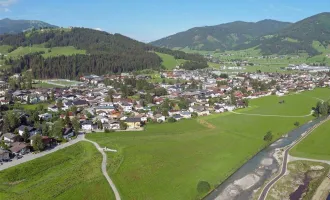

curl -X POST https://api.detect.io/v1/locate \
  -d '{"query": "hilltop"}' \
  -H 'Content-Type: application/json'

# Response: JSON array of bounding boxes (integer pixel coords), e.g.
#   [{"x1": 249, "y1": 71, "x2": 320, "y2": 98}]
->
[
  {"x1": 0, "y1": 18, "x2": 57, "y2": 34},
  {"x1": 0, "y1": 27, "x2": 206, "y2": 79},
  {"x1": 151, "y1": 12, "x2": 330, "y2": 56}
]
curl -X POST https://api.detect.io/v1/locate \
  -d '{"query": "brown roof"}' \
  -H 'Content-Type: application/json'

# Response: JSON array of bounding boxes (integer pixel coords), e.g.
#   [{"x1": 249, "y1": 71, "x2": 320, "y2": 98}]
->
[{"x1": 10, "y1": 142, "x2": 29, "y2": 153}]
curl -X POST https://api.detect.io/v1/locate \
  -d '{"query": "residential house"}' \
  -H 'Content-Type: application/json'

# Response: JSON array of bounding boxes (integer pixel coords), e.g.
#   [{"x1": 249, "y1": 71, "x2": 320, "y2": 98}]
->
[
  {"x1": 180, "y1": 111, "x2": 192, "y2": 119},
  {"x1": 125, "y1": 117, "x2": 141, "y2": 129},
  {"x1": 39, "y1": 113, "x2": 52, "y2": 121},
  {"x1": 120, "y1": 102, "x2": 133, "y2": 112},
  {"x1": 63, "y1": 128, "x2": 75, "y2": 140},
  {"x1": 0, "y1": 149, "x2": 10, "y2": 160},
  {"x1": 18, "y1": 125, "x2": 37, "y2": 137},
  {"x1": 3, "y1": 133, "x2": 20, "y2": 143},
  {"x1": 82, "y1": 120, "x2": 93, "y2": 131},
  {"x1": 108, "y1": 119, "x2": 120, "y2": 130},
  {"x1": 154, "y1": 114, "x2": 166, "y2": 122},
  {"x1": 10, "y1": 142, "x2": 30, "y2": 155}
]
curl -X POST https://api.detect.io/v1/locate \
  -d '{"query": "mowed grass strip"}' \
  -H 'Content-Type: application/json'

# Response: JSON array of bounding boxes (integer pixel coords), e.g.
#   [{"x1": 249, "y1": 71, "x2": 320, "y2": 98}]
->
[
  {"x1": 86, "y1": 89, "x2": 330, "y2": 200},
  {"x1": 291, "y1": 119, "x2": 330, "y2": 160},
  {"x1": 0, "y1": 142, "x2": 115, "y2": 200}
]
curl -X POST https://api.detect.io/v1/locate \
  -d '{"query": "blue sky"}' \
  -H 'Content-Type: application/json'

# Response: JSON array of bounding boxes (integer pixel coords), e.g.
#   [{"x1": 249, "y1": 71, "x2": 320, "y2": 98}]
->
[{"x1": 0, "y1": 0, "x2": 329, "y2": 42}]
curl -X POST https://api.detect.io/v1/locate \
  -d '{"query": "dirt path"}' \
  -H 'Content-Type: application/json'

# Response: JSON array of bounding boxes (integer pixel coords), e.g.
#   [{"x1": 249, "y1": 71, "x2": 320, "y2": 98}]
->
[
  {"x1": 84, "y1": 138, "x2": 121, "y2": 200},
  {"x1": 312, "y1": 177, "x2": 330, "y2": 200},
  {"x1": 229, "y1": 110, "x2": 313, "y2": 118},
  {"x1": 197, "y1": 119, "x2": 216, "y2": 129}
]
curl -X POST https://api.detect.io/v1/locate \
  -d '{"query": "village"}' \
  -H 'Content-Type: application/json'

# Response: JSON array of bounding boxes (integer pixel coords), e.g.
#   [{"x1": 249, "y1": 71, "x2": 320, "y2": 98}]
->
[{"x1": 0, "y1": 68, "x2": 329, "y2": 163}]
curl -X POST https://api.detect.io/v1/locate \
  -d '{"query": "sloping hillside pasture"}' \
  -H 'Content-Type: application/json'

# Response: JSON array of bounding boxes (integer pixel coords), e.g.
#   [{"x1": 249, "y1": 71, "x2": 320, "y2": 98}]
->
[
  {"x1": 6, "y1": 44, "x2": 85, "y2": 58},
  {"x1": 155, "y1": 52, "x2": 186, "y2": 70},
  {"x1": 87, "y1": 88, "x2": 330, "y2": 200},
  {"x1": 0, "y1": 142, "x2": 115, "y2": 200}
]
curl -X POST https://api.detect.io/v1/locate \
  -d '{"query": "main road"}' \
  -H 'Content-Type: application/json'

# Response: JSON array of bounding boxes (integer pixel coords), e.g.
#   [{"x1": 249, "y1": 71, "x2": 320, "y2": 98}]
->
[{"x1": 258, "y1": 117, "x2": 329, "y2": 200}]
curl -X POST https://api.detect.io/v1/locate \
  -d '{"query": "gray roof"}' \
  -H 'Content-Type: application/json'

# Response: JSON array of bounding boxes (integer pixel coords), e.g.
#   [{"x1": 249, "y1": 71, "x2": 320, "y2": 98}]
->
[{"x1": 3, "y1": 133, "x2": 17, "y2": 139}]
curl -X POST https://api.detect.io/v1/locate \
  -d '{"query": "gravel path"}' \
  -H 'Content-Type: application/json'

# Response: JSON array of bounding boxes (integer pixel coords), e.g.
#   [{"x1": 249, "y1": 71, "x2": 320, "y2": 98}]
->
[
  {"x1": 83, "y1": 138, "x2": 121, "y2": 200},
  {"x1": 0, "y1": 134, "x2": 84, "y2": 171},
  {"x1": 289, "y1": 155, "x2": 330, "y2": 165}
]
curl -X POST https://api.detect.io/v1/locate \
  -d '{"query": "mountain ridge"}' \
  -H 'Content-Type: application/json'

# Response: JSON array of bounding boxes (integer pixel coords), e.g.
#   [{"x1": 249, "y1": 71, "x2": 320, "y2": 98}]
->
[
  {"x1": 0, "y1": 18, "x2": 58, "y2": 34},
  {"x1": 151, "y1": 12, "x2": 330, "y2": 56}
]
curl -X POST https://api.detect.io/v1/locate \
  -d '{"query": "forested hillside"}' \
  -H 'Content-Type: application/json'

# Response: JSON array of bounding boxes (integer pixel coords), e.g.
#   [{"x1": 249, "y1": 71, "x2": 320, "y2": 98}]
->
[
  {"x1": 151, "y1": 20, "x2": 291, "y2": 51},
  {"x1": 0, "y1": 28, "x2": 207, "y2": 78},
  {"x1": 235, "y1": 12, "x2": 330, "y2": 56},
  {"x1": 151, "y1": 12, "x2": 330, "y2": 56}
]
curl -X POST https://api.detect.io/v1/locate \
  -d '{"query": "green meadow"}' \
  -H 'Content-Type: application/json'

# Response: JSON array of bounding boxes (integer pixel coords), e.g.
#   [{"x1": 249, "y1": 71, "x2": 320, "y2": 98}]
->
[
  {"x1": 291, "y1": 119, "x2": 330, "y2": 160},
  {"x1": 155, "y1": 52, "x2": 186, "y2": 70},
  {"x1": 0, "y1": 142, "x2": 114, "y2": 200},
  {"x1": 86, "y1": 88, "x2": 330, "y2": 200},
  {"x1": 0, "y1": 44, "x2": 85, "y2": 59}
]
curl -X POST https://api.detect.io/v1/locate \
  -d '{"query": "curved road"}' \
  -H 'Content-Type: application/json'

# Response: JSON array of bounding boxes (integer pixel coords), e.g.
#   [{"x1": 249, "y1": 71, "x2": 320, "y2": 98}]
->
[
  {"x1": 84, "y1": 138, "x2": 121, "y2": 200},
  {"x1": 258, "y1": 117, "x2": 329, "y2": 200}
]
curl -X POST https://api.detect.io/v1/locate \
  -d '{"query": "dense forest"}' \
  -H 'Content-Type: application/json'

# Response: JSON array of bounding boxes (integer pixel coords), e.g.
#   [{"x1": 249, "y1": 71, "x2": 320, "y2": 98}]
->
[
  {"x1": 7, "y1": 53, "x2": 162, "y2": 79},
  {"x1": 0, "y1": 28, "x2": 207, "y2": 77}
]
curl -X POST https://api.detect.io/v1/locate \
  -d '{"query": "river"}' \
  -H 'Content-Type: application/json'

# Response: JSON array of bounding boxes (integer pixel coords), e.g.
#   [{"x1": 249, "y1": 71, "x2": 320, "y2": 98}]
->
[{"x1": 204, "y1": 117, "x2": 324, "y2": 200}]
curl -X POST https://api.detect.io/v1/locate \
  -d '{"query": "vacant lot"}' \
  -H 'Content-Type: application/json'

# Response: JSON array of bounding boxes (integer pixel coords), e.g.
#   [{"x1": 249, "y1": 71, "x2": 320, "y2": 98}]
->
[
  {"x1": 87, "y1": 89, "x2": 329, "y2": 200},
  {"x1": 0, "y1": 142, "x2": 114, "y2": 200},
  {"x1": 291, "y1": 119, "x2": 330, "y2": 160}
]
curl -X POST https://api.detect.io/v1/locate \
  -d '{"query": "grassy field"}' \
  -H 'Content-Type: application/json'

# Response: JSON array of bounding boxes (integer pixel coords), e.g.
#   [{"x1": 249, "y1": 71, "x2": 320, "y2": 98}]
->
[
  {"x1": 4, "y1": 44, "x2": 85, "y2": 58},
  {"x1": 86, "y1": 88, "x2": 330, "y2": 200},
  {"x1": 0, "y1": 142, "x2": 115, "y2": 200},
  {"x1": 33, "y1": 82, "x2": 64, "y2": 88},
  {"x1": 155, "y1": 52, "x2": 186, "y2": 70},
  {"x1": 21, "y1": 103, "x2": 49, "y2": 110},
  {"x1": 291, "y1": 119, "x2": 330, "y2": 160}
]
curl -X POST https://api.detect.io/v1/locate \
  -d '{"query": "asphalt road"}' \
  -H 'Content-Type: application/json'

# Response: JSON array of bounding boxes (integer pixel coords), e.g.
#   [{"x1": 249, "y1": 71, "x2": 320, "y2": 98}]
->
[
  {"x1": 258, "y1": 117, "x2": 329, "y2": 200},
  {"x1": 0, "y1": 134, "x2": 84, "y2": 171}
]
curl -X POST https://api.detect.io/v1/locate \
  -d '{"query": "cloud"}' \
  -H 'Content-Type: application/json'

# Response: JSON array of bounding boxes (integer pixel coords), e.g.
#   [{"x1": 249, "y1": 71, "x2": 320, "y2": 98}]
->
[
  {"x1": 0, "y1": 0, "x2": 17, "y2": 7},
  {"x1": 4, "y1": 7, "x2": 10, "y2": 12},
  {"x1": 94, "y1": 28, "x2": 102, "y2": 31}
]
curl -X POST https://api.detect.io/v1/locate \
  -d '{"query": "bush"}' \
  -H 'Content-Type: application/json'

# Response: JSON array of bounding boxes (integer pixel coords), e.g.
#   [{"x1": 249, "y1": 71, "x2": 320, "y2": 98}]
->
[
  {"x1": 294, "y1": 121, "x2": 300, "y2": 127},
  {"x1": 263, "y1": 131, "x2": 273, "y2": 142},
  {"x1": 168, "y1": 117, "x2": 176, "y2": 123},
  {"x1": 197, "y1": 181, "x2": 211, "y2": 194}
]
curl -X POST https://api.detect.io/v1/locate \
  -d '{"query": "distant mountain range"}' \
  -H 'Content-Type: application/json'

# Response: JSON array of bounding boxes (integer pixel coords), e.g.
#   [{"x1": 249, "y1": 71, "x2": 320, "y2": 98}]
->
[
  {"x1": 0, "y1": 18, "x2": 57, "y2": 34},
  {"x1": 151, "y1": 12, "x2": 330, "y2": 56}
]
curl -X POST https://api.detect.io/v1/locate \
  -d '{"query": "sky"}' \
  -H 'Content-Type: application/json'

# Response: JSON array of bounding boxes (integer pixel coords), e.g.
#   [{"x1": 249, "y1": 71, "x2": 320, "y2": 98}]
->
[{"x1": 0, "y1": 0, "x2": 330, "y2": 42}]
